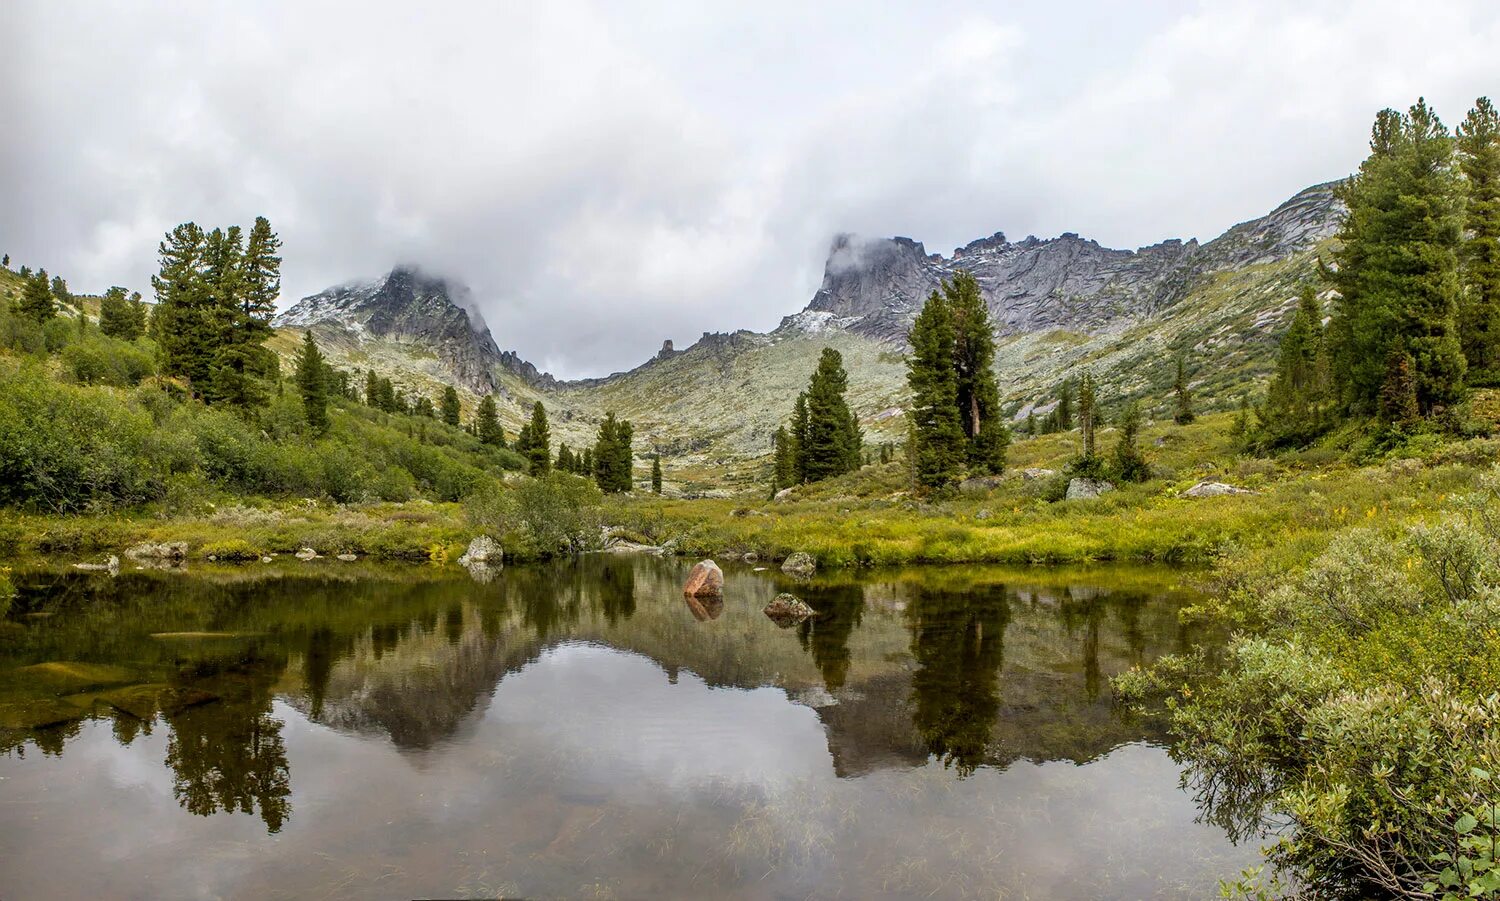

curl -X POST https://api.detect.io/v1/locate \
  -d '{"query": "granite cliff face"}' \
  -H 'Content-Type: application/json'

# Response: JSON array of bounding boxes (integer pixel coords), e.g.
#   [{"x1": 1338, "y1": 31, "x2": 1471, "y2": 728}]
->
[
  {"x1": 784, "y1": 182, "x2": 1341, "y2": 343},
  {"x1": 274, "y1": 266, "x2": 551, "y2": 394}
]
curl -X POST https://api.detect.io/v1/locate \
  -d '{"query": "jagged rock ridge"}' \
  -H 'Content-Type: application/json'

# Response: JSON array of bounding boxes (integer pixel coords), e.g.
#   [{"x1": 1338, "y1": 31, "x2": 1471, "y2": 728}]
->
[
  {"x1": 275, "y1": 266, "x2": 551, "y2": 393},
  {"x1": 782, "y1": 182, "x2": 1342, "y2": 344}
]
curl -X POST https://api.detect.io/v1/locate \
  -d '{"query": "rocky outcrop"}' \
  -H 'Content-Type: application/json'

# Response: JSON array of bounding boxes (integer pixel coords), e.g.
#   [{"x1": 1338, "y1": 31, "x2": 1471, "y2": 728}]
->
[
  {"x1": 763, "y1": 593, "x2": 815, "y2": 627},
  {"x1": 1065, "y1": 478, "x2": 1115, "y2": 501},
  {"x1": 72, "y1": 555, "x2": 120, "y2": 575},
  {"x1": 780, "y1": 552, "x2": 817, "y2": 577},
  {"x1": 294, "y1": 547, "x2": 319, "y2": 561},
  {"x1": 457, "y1": 535, "x2": 502, "y2": 566},
  {"x1": 779, "y1": 183, "x2": 1341, "y2": 346},
  {"x1": 276, "y1": 265, "x2": 553, "y2": 393},
  {"x1": 682, "y1": 560, "x2": 724, "y2": 597},
  {"x1": 1022, "y1": 468, "x2": 1057, "y2": 481},
  {"x1": 958, "y1": 475, "x2": 1005, "y2": 493},
  {"x1": 1181, "y1": 480, "x2": 1256, "y2": 497}
]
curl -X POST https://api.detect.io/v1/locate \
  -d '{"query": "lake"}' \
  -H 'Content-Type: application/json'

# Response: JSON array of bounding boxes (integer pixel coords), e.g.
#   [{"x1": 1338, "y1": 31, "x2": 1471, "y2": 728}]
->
[{"x1": 0, "y1": 556, "x2": 1257, "y2": 899}]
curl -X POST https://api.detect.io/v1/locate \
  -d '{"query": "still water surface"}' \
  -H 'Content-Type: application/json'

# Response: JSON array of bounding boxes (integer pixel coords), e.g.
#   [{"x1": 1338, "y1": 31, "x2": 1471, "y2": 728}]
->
[{"x1": 0, "y1": 557, "x2": 1255, "y2": 899}]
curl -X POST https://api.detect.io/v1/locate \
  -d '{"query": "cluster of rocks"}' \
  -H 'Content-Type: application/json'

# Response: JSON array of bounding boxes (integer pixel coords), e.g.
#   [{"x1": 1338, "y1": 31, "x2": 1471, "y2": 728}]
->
[{"x1": 680, "y1": 553, "x2": 820, "y2": 627}]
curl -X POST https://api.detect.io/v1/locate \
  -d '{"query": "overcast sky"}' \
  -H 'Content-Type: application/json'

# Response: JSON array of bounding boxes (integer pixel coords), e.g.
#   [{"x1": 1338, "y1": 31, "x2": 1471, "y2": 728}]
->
[{"x1": 4, "y1": 1, "x2": 1498, "y2": 378}]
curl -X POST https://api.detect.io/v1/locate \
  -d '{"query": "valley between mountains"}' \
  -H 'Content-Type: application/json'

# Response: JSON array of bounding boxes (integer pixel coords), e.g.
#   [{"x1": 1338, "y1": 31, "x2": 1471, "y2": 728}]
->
[{"x1": 273, "y1": 182, "x2": 1340, "y2": 492}]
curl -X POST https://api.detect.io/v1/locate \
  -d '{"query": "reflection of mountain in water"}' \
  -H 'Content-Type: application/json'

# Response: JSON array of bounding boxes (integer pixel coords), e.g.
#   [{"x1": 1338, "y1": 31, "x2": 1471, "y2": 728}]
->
[{"x1": 1, "y1": 558, "x2": 1209, "y2": 835}]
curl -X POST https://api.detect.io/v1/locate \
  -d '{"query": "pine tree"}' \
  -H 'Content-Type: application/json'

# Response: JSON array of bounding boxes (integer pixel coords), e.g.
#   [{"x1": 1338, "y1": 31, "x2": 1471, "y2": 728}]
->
[
  {"x1": 16, "y1": 268, "x2": 55, "y2": 323},
  {"x1": 906, "y1": 289, "x2": 965, "y2": 489},
  {"x1": 99, "y1": 286, "x2": 144, "y2": 340},
  {"x1": 523, "y1": 401, "x2": 551, "y2": 473},
  {"x1": 1325, "y1": 99, "x2": 1467, "y2": 415},
  {"x1": 1379, "y1": 349, "x2": 1420, "y2": 427},
  {"x1": 771, "y1": 426, "x2": 795, "y2": 495},
  {"x1": 377, "y1": 377, "x2": 397, "y2": 413},
  {"x1": 1458, "y1": 97, "x2": 1500, "y2": 382},
  {"x1": 1025, "y1": 411, "x2": 1036, "y2": 437},
  {"x1": 1, "y1": 255, "x2": 8, "y2": 268},
  {"x1": 1074, "y1": 372, "x2": 1101, "y2": 477},
  {"x1": 579, "y1": 447, "x2": 592, "y2": 477},
  {"x1": 49, "y1": 275, "x2": 70, "y2": 306},
  {"x1": 1256, "y1": 286, "x2": 1332, "y2": 449},
  {"x1": 556, "y1": 444, "x2": 574, "y2": 472},
  {"x1": 238, "y1": 217, "x2": 281, "y2": 358},
  {"x1": 413, "y1": 395, "x2": 435, "y2": 418},
  {"x1": 651, "y1": 453, "x2": 662, "y2": 494},
  {"x1": 592, "y1": 412, "x2": 633, "y2": 492},
  {"x1": 1056, "y1": 379, "x2": 1074, "y2": 430},
  {"x1": 151, "y1": 222, "x2": 217, "y2": 391},
  {"x1": 945, "y1": 272, "x2": 1008, "y2": 473},
  {"x1": 1172, "y1": 358, "x2": 1196, "y2": 424},
  {"x1": 475, "y1": 394, "x2": 503, "y2": 445},
  {"x1": 1110, "y1": 402, "x2": 1150, "y2": 483},
  {"x1": 295, "y1": 332, "x2": 329, "y2": 436},
  {"x1": 801, "y1": 348, "x2": 862, "y2": 482},
  {"x1": 789, "y1": 392, "x2": 810, "y2": 484},
  {"x1": 1231, "y1": 396, "x2": 1252, "y2": 445},
  {"x1": 440, "y1": 386, "x2": 461, "y2": 426}
]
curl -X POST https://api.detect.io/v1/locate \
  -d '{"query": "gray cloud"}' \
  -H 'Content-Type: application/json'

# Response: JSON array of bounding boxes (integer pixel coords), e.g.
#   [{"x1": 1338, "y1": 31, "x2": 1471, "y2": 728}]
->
[{"x1": 3, "y1": 1, "x2": 1498, "y2": 377}]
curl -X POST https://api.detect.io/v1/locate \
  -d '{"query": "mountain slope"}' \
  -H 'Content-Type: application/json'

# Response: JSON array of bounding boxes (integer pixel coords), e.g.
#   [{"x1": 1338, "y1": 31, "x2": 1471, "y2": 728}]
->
[
  {"x1": 277, "y1": 181, "x2": 1344, "y2": 490},
  {"x1": 275, "y1": 266, "x2": 550, "y2": 395}
]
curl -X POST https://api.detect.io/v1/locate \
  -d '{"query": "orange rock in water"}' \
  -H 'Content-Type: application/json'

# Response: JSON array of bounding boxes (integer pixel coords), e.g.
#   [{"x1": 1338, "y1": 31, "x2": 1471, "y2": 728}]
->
[{"x1": 682, "y1": 560, "x2": 724, "y2": 597}]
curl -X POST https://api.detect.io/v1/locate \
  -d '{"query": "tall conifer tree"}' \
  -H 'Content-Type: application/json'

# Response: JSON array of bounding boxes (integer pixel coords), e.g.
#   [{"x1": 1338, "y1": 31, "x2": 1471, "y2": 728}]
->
[
  {"x1": 945, "y1": 272, "x2": 1008, "y2": 473},
  {"x1": 1458, "y1": 97, "x2": 1500, "y2": 381},
  {"x1": 1325, "y1": 99, "x2": 1467, "y2": 414},
  {"x1": 475, "y1": 394, "x2": 503, "y2": 445},
  {"x1": 295, "y1": 332, "x2": 329, "y2": 436},
  {"x1": 440, "y1": 386, "x2": 462, "y2": 426},
  {"x1": 906, "y1": 288, "x2": 965, "y2": 489},
  {"x1": 523, "y1": 401, "x2": 551, "y2": 473},
  {"x1": 1172, "y1": 358, "x2": 1196, "y2": 424},
  {"x1": 16, "y1": 269, "x2": 54, "y2": 323}
]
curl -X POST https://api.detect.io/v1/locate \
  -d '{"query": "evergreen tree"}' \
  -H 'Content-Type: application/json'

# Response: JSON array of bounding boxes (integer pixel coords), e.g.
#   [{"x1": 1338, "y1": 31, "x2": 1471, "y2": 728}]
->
[
  {"x1": 99, "y1": 286, "x2": 144, "y2": 340},
  {"x1": 801, "y1": 348, "x2": 862, "y2": 482},
  {"x1": 1074, "y1": 371, "x2": 1101, "y2": 477},
  {"x1": 906, "y1": 289, "x2": 965, "y2": 489},
  {"x1": 440, "y1": 385, "x2": 461, "y2": 426},
  {"x1": 1172, "y1": 358, "x2": 1196, "y2": 424},
  {"x1": 556, "y1": 444, "x2": 574, "y2": 472},
  {"x1": 1379, "y1": 349, "x2": 1420, "y2": 427},
  {"x1": 523, "y1": 401, "x2": 551, "y2": 473},
  {"x1": 592, "y1": 412, "x2": 633, "y2": 492},
  {"x1": 49, "y1": 275, "x2": 70, "y2": 306},
  {"x1": 1231, "y1": 396, "x2": 1252, "y2": 445},
  {"x1": 1110, "y1": 402, "x2": 1150, "y2": 483},
  {"x1": 651, "y1": 453, "x2": 662, "y2": 494},
  {"x1": 1325, "y1": 99, "x2": 1467, "y2": 415},
  {"x1": 17, "y1": 265, "x2": 29, "y2": 277},
  {"x1": 579, "y1": 447, "x2": 593, "y2": 477},
  {"x1": 789, "y1": 392, "x2": 810, "y2": 484},
  {"x1": 1056, "y1": 379, "x2": 1074, "y2": 430},
  {"x1": 475, "y1": 394, "x2": 503, "y2": 445},
  {"x1": 1458, "y1": 97, "x2": 1500, "y2": 381},
  {"x1": 946, "y1": 272, "x2": 1008, "y2": 473},
  {"x1": 1256, "y1": 286, "x2": 1333, "y2": 449},
  {"x1": 377, "y1": 377, "x2": 397, "y2": 413},
  {"x1": 151, "y1": 222, "x2": 217, "y2": 391},
  {"x1": 16, "y1": 268, "x2": 55, "y2": 323},
  {"x1": 770, "y1": 426, "x2": 795, "y2": 496},
  {"x1": 1, "y1": 254, "x2": 8, "y2": 268},
  {"x1": 413, "y1": 395, "x2": 435, "y2": 418},
  {"x1": 238, "y1": 217, "x2": 281, "y2": 357},
  {"x1": 295, "y1": 332, "x2": 329, "y2": 436}
]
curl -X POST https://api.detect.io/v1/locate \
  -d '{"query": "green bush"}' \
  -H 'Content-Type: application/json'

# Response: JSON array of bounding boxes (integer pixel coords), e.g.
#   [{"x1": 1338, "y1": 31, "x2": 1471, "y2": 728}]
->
[
  {"x1": 62, "y1": 334, "x2": 155, "y2": 386},
  {"x1": 466, "y1": 472, "x2": 603, "y2": 558},
  {"x1": 1145, "y1": 474, "x2": 1500, "y2": 899}
]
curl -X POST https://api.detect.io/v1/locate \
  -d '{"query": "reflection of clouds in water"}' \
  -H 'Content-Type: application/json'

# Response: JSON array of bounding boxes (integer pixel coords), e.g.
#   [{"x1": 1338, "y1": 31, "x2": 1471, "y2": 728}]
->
[{"x1": 481, "y1": 643, "x2": 832, "y2": 793}]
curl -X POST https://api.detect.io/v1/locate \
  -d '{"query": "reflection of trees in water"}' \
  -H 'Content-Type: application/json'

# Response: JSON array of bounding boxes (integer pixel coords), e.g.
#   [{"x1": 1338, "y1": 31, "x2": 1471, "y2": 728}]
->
[
  {"x1": 795, "y1": 582, "x2": 865, "y2": 691},
  {"x1": 163, "y1": 652, "x2": 292, "y2": 833},
  {"x1": 905, "y1": 584, "x2": 1009, "y2": 777},
  {"x1": 597, "y1": 558, "x2": 636, "y2": 625}
]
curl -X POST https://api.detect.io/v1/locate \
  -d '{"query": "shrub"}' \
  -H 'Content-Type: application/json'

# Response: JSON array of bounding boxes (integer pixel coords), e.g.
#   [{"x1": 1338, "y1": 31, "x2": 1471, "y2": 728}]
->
[
  {"x1": 1154, "y1": 474, "x2": 1500, "y2": 898},
  {"x1": 466, "y1": 472, "x2": 603, "y2": 558}
]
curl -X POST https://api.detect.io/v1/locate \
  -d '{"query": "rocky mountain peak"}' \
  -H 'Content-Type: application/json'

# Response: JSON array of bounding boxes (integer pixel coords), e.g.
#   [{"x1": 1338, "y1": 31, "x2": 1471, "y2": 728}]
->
[
  {"x1": 275, "y1": 266, "x2": 552, "y2": 394},
  {"x1": 781, "y1": 181, "x2": 1342, "y2": 344}
]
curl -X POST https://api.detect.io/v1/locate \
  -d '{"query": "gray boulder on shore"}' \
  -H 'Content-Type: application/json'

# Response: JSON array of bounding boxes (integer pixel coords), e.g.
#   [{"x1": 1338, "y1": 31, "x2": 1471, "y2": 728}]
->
[
  {"x1": 781, "y1": 551, "x2": 817, "y2": 577},
  {"x1": 1181, "y1": 480, "x2": 1256, "y2": 498},
  {"x1": 1065, "y1": 478, "x2": 1115, "y2": 501},
  {"x1": 458, "y1": 535, "x2": 502, "y2": 566},
  {"x1": 125, "y1": 542, "x2": 187, "y2": 561}
]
